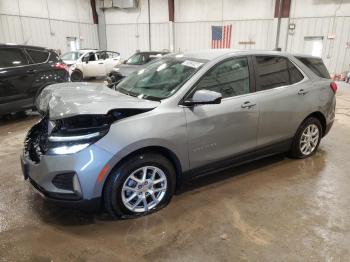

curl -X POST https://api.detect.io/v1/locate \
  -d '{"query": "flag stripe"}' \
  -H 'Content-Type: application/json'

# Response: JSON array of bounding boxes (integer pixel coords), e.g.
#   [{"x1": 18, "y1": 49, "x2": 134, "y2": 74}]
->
[{"x1": 228, "y1": 25, "x2": 232, "y2": 48}]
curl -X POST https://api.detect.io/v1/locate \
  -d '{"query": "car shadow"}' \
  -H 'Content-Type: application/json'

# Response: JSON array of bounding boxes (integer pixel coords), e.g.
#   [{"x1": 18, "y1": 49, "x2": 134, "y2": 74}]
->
[
  {"x1": 31, "y1": 153, "x2": 288, "y2": 226},
  {"x1": 176, "y1": 153, "x2": 287, "y2": 195}
]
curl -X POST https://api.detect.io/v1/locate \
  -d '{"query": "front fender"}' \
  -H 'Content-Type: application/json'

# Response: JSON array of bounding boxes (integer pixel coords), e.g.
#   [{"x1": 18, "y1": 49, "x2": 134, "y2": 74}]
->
[{"x1": 93, "y1": 139, "x2": 187, "y2": 198}]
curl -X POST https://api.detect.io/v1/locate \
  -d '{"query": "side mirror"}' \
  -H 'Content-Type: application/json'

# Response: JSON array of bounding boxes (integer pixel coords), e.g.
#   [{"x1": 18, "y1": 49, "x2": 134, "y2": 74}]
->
[
  {"x1": 122, "y1": 60, "x2": 127, "y2": 64},
  {"x1": 183, "y1": 90, "x2": 222, "y2": 106}
]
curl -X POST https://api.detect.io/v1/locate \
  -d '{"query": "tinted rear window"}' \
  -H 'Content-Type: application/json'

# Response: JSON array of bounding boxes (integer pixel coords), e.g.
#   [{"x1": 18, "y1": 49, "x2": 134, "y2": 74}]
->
[
  {"x1": 0, "y1": 48, "x2": 29, "y2": 68},
  {"x1": 254, "y1": 56, "x2": 304, "y2": 91},
  {"x1": 26, "y1": 49, "x2": 49, "y2": 63},
  {"x1": 48, "y1": 52, "x2": 60, "y2": 63},
  {"x1": 296, "y1": 57, "x2": 330, "y2": 79}
]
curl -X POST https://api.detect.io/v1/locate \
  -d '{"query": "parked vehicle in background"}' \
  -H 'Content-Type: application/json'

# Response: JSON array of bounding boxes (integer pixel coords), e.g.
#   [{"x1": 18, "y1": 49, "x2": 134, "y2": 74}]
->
[
  {"x1": 0, "y1": 44, "x2": 69, "y2": 116},
  {"x1": 64, "y1": 50, "x2": 121, "y2": 81},
  {"x1": 108, "y1": 51, "x2": 169, "y2": 84},
  {"x1": 21, "y1": 50, "x2": 336, "y2": 218},
  {"x1": 60, "y1": 50, "x2": 88, "y2": 66}
]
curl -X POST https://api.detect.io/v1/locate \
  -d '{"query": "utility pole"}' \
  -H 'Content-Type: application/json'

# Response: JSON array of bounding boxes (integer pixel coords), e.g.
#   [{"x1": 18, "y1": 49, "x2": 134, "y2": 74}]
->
[
  {"x1": 148, "y1": 0, "x2": 151, "y2": 51},
  {"x1": 275, "y1": 0, "x2": 284, "y2": 50}
]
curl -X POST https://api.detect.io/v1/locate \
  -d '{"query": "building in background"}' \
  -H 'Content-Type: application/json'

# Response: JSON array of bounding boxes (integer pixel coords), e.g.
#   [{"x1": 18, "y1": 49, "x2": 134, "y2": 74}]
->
[
  {"x1": 1, "y1": 0, "x2": 350, "y2": 76},
  {"x1": 103, "y1": 0, "x2": 350, "y2": 76},
  {"x1": 0, "y1": 0, "x2": 99, "y2": 53}
]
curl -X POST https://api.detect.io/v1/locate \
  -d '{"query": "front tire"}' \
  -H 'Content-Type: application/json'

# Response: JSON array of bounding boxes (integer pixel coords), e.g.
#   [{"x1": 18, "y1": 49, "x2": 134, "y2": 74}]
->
[
  {"x1": 70, "y1": 70, "x2": 83, "y2": 82},
  {"x1": 103, "y1": 153, "x2": 176, "y2": 219},
  {"x1": 289, "y1": 117, "x2": 322, "y2": 159}
]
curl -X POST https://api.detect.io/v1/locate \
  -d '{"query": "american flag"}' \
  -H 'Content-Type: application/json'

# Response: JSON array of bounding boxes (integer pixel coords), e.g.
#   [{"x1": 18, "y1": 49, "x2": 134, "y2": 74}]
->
[{"x1": 211, "y1": 25, "x2": 232, "y2": 49}]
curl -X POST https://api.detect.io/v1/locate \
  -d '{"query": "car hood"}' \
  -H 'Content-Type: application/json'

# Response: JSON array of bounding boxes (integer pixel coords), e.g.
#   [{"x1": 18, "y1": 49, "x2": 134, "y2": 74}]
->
[
  {"x1": 114, "y1": 64, "x2": 145, "y2": 76},
  {"x1": 36, "y1": 82, "x2": 160, "y2": 120}
]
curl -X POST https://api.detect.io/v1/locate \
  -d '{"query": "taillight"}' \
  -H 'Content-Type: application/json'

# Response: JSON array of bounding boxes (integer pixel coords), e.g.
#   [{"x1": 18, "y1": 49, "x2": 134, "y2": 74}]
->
[
  {"x1": 330, "y1": 82, "x2": 337, "y2": 94},
  {"x1": 53, "y1": 63, "x2": 69, "y2": 72}
]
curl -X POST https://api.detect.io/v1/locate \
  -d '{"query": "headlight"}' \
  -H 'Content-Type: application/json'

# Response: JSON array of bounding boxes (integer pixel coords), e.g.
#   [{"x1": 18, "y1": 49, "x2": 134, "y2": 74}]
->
[
  {"x1": 46, "y1": 114, "x2": 113, "y2": 155},
  {"x1": 113, "y1": 67, "x2": 120, "y2": 72},
  {"x1": 48, "y1": 132, "x2": 101, "y2": 142},
  {"x1": 49, "y1": 143, "x2": 90, "y2": 155},
  {"x1": 44, "y1": 109, "x2": 153, "y2": 155}
]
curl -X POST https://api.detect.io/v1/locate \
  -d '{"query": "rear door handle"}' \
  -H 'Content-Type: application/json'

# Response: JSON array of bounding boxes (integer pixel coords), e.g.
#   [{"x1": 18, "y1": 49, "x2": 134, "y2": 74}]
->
[
  {"x1": 241, "y1": 101, "x2": 256, "y2": 108},
  {"x1": 298, "y1": 89, "x2": 309, "y2": 95}
]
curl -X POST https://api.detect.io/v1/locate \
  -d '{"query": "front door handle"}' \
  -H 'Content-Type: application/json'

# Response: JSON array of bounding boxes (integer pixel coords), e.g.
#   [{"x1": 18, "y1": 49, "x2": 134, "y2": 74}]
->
[
  {"x1": 298, "y1": 89, "x2": 309, "y2": 95},
  {"x1": 98, "y1": 62, "x2": 104, "y2": 64},
  {"x1": 241, "y1": 101, "x2": 256, "y2": 108}
]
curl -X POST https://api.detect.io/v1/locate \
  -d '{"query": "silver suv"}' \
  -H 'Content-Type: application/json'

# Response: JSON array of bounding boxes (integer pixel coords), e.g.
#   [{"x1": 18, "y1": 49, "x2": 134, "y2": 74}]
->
[{"x1": 21, "y1": 50, "x2": 336, "y2": 218}]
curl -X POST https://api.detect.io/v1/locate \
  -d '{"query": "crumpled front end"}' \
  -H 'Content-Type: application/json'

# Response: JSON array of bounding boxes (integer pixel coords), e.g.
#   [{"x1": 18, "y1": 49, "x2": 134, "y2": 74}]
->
[{"x1": 21, "y1": 117, "x2": 114, "y2": 203}]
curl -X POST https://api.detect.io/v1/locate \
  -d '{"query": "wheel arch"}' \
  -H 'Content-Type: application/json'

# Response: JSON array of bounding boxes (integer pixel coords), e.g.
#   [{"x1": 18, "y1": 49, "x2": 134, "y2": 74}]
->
[
  {"x1": 102, "y1": 146, "x2": 183, "y2": 195},
  {"x1": 71, "y1": 68, "x2": 84, "y2": 81},
  {"x1": 303, "y1": 111, "x2": 327, "y2": 137}
]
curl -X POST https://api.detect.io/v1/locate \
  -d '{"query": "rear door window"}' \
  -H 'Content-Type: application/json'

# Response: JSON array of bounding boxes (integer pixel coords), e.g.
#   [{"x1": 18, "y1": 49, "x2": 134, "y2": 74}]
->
[
  {"x1": 26, "y1": 49, "x2": 49, "y2": 63},
  {"x1": 288, "y1": 60, "x2": 304, "y2": 84},
  {"x1": 0, "y1": 48, "x2": 29, "y2": 68},
  {"x1": 296, "y1": 57, "x2": 330, "y2": 79},
  {"x1": 96, "y1": 51, "x2": 106, "y2": 60},
  {"x1": 254, "y1": 56, "x2": 304, "y2": 91},
  {"x1": 106, "y1": 51, "x2": 120, "y2": 58}
]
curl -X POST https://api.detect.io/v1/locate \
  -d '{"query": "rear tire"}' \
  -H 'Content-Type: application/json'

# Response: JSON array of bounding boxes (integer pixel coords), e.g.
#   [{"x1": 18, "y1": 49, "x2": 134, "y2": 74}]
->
[
  {"x1": 103, "y1": 153, "x2": 176, "y2": 219},
  {"x1": 289, "y1": 117, "x2": 322, "y2": 159},
  {"x1": 71, "y1": 70, "x2": 83, "y2": 82}
]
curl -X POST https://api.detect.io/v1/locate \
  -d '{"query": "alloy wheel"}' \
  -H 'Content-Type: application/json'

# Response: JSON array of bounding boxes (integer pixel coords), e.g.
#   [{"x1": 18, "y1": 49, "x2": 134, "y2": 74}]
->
[
  {"x1": 121, "y1": 166, "x2": 168, "y2": 213},
  {"x1": 299, "y1": 123, "x2": 320, "y2": 156}
]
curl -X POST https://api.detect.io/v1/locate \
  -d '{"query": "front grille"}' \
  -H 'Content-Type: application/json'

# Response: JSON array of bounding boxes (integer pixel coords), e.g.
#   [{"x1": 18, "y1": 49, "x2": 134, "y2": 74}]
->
[
  {"x1": 52, "y1": 173, "x2": 75, "y2": 191},
  {"x1": 24, "y1": 117, "x2": 49, "y2": 163}
]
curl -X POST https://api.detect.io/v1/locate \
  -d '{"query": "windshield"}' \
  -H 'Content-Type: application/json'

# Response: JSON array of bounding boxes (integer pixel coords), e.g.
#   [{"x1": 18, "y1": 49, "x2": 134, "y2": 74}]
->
[
  {"x1": 117, "y1": 56, "x2": 207, "y2": 101},
  {"x1": 61, "y1": 51, "x2": 84, "y2": 61},
  {"x1": 126, "y1": 53, "x2": 145, "y2": 65}
]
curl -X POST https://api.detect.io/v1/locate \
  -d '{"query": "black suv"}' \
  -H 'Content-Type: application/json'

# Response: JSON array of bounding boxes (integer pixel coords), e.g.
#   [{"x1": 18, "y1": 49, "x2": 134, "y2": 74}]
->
[{"x1": 0, "y1": 44, "x2": 69, "y2": 116}]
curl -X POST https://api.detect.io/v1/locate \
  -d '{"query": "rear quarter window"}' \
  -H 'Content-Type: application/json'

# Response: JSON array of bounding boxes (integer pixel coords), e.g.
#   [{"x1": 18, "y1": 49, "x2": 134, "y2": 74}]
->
[
  {"x1": 296, "y1": 56, "x2": 330, "y2": 79},
  {"x1": 26, "y1": 49, "x2": 50, "y2": 63},
  {"x1": 48, "y1": 51, "x2": 61, "y2": 63}
]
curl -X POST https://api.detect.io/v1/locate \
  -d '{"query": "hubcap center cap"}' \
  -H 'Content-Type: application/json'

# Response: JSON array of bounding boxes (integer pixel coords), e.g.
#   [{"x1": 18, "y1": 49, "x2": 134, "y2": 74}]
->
[{"x1": 139, "y1": 180, "x2": 152, "y2": 192}]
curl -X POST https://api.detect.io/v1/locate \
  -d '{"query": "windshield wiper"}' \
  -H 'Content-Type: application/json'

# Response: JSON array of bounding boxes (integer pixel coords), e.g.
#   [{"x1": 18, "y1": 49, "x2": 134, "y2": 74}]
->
[{"x1": 118, "y1": 88, "x2": 139, "y2": 97}]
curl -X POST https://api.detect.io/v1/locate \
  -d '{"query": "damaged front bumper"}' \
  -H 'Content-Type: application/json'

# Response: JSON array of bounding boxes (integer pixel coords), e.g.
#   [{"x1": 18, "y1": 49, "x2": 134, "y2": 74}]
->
[{"x1": 20, "y1": 118, "x2": 114, "y2": 209}]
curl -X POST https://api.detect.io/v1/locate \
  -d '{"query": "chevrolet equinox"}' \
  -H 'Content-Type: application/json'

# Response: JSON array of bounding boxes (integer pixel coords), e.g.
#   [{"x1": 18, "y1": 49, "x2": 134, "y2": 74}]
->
[{"x1": 21, "y1": 50, "x2": 336, "y2": 218}]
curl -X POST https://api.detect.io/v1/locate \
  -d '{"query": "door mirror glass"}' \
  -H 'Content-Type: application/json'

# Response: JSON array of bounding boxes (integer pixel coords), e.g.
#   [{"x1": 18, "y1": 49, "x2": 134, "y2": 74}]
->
[{"x1": 184, "y1": 90, "x2": 222, "y2": 106}]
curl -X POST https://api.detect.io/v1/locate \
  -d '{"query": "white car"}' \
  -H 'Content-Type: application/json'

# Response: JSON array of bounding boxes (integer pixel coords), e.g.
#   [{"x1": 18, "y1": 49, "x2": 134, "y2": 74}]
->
[{"x1": 61, "y1": 50, "x2": 121, "y2": 81}]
